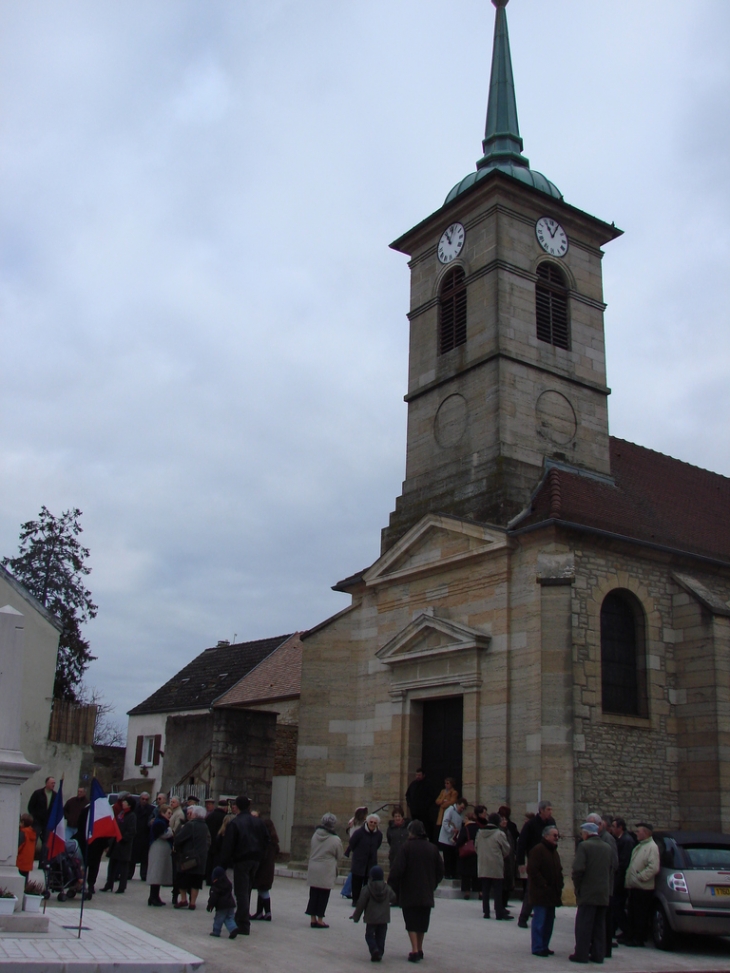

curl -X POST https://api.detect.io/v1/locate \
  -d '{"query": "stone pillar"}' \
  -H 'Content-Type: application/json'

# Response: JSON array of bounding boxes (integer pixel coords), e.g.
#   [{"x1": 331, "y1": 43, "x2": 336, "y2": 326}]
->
[
  {"x1": 461, "y1": 681, "x2": 481, "y2": 804},
  {"x1": 0, "y1": 606, "x2": 40, "y2": 909}
]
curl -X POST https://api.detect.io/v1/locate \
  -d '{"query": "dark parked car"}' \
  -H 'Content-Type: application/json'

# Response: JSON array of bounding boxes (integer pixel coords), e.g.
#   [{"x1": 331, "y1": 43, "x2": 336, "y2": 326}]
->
[{"x1": 652, "y1": 831, "x2": 730, "y2": 950}]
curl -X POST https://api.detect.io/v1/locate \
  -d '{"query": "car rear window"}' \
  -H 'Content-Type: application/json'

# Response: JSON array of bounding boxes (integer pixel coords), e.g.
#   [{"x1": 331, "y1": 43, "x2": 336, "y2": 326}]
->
[{"x1": 682, "y1": 845, "x2": 730, "y2": 869}]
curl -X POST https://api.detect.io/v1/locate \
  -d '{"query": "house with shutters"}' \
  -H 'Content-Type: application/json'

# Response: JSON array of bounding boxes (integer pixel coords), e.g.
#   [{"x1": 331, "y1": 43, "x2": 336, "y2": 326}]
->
[{"x1": 124, "y1": 633, "x2": 301, "y2": 809}]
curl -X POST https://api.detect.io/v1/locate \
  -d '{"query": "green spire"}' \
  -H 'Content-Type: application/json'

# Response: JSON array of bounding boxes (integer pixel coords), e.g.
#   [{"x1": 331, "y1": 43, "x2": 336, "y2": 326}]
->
[{"x1": 477, "y1": 0, "x2": 529, "y2": 171}]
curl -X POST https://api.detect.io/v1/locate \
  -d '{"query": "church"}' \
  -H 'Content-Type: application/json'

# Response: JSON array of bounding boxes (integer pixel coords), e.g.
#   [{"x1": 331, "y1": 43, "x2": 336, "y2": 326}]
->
[{"x1": 291, "y1": 0, "x2": 730, "y2": 867}]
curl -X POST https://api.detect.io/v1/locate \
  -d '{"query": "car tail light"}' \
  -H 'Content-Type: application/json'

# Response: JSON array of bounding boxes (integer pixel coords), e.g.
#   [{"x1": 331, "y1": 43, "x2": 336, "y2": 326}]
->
[{"x1": 667, "y1": 872, "x2": 688, "y2": 893}]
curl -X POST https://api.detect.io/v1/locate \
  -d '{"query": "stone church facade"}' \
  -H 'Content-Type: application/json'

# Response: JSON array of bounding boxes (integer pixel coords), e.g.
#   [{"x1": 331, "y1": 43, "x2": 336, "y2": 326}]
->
[{"x1": 291, "y1": 0, "x2": 730, "y2": 870}]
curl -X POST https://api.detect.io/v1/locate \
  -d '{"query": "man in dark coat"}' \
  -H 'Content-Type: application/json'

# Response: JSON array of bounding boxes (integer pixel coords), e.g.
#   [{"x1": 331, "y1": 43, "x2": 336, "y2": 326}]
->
[
  {"x1": 220, "y1": 795, "x2": 269, "y2": 935},
  {"x1": 389, "y1": 820, "x2": 444, "y2": 962},
  {"x1": 527, "y1": 825, "x2": 563, "y2": 956},
  {"x1": 205, "y1": 799, "x2": 228, "y2": 883},
  {"x1": 517, "y1": 800, "x2": 556, "y2": 927},
  {"x1": 610, "y1": 816, "x2": 635, "y2": 938},
  {"x1": 28, "y1": 776, "x2": 57, "y2": 836},
  {"x1": 130, "y1": 792, "x2": 155, "y2": 880},
  {"x1": 405, "y1": 769, "x2": 436, "y2": 842},
  {"x1": 570, "y1": 823, "x2": 614, "y2": 964},
  {"x1": 63, "y1": 786, "x2": 87, "y2": 839}
]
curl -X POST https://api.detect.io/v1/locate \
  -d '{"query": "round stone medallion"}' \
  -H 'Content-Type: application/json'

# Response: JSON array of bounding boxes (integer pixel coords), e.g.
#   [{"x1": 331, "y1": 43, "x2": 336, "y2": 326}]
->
[
  {"x1": 535, "y1": 390, "x2": 577, "y2": 445},
  {"x1": 434, "y1": 393, "x2": 468, "y2": 447}
]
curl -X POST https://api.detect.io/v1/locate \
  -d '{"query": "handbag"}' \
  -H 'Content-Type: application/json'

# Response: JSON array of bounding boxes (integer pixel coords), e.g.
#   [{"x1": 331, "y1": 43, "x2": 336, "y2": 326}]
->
[
  {"x1": 458, "y1": 838, "x2": 476, "y2": 859},
  {"x1": 179, "y1": 854, "x2": 199, "y2": 872}
]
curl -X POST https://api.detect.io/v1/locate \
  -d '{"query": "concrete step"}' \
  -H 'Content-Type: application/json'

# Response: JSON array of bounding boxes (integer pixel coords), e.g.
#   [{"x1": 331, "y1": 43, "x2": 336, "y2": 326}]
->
[{"x1": 276, "y1": 865, "x2": 481, "y2": 899}]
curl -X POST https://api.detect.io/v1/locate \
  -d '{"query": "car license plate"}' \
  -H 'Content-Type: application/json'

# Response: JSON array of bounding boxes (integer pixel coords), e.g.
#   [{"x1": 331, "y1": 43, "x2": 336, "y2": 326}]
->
[{"x1": 710, "y1": 886, "x2": 730, "y2": 896}]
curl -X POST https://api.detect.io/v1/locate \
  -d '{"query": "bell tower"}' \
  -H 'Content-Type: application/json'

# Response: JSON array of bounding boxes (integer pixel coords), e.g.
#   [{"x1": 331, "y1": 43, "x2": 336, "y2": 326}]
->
[{"x1": 382, "y1": 0, "x2": 621, "y2": 553}]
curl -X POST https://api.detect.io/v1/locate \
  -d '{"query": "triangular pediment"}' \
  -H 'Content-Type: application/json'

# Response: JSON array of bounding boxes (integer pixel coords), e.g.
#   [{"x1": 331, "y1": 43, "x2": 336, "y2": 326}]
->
[
  {"x1": 365, "y1": 514, "x2": 507, "y2": 587},
  {"x1": 376, "y1": 612, "x2": 490, "y2": 666}
]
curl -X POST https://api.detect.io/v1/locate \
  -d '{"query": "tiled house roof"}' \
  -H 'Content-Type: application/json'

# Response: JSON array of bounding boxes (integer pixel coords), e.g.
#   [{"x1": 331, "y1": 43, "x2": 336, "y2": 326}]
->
[
  {"x1": 214, "y1": 633, "x2": 302, "y2": 707},
  {"x1": 516, "y1": 438, "x2": 730, "y2": 563},
  {"x1": 127, "y1": 634, "x2": 293, "y2": 716}
]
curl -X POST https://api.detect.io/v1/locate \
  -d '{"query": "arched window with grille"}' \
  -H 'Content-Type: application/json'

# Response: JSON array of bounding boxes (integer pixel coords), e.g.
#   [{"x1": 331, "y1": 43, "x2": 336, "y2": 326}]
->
[
  {"x1": 439, "y1": 267, "x2": 467, "y2": 354},
  {"x1": 600, "y1": 589, "x2": 648, "y2": 716},
  {"x1": 536, "y1": 262, "x2": 569, "y2": 350}
]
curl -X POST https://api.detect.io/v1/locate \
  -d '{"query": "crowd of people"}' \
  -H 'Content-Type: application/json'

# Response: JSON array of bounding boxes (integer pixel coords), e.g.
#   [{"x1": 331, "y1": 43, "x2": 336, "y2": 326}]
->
[
  {"x1": 21, "y1": 770, "x2": 663, "y2": 963},
  {"x1": 21, "y1": 778, "x2": 279, "y2": 941},
  {"x1": 307, "y1": 770, "x2": 663, "y2": 963}
]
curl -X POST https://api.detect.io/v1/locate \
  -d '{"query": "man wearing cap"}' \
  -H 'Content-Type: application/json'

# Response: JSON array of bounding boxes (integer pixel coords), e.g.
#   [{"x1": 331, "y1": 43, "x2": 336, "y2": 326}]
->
[
  {"x1": 586, "y1": 813, "x2": 618, "y2": 957},
  {"x1": 617, "y1": 823, "x2": 659, "y2": 948},
  {"x1": 570, "y1": 822, "x2": 613, "y2": 964}
]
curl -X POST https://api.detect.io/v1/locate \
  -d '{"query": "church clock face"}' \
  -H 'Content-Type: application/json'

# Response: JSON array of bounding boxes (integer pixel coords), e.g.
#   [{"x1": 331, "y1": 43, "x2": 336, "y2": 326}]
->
[
  {"x1": 535, "y1": 217, "x2": 568, "y2": 257},
  {"x1": 437, "y1": 222, "x2": 465, "y2": 264}
]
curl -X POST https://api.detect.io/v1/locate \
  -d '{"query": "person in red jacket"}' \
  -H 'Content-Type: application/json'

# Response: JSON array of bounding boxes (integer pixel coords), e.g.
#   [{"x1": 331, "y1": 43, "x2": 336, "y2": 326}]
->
[{"x1": 17, "y1": 813, "x2": 37, "y2": 879}]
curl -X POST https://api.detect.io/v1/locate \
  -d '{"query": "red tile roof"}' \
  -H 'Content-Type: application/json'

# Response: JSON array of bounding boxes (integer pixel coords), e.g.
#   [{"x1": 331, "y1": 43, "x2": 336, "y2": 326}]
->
[
  {"x1": 214, "y1": 633, "x2": 302, "y2": 707},
  {"x1": 516, "y1": 438, "x2": 730, "y2": 563}
]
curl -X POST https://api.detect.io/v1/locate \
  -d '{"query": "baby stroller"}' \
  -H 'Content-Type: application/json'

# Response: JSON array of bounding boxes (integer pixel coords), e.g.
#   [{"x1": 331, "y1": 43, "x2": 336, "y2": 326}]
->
[{"x1": 40, "y1": 837, "x2": 84, "y2": 901}]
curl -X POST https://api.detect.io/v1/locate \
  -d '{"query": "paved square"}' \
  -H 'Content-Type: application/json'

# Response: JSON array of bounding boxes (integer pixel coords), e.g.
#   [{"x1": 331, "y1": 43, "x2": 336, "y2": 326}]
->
[{"x1": 8, "y1": 865, "x2": 729, "y2": 973}]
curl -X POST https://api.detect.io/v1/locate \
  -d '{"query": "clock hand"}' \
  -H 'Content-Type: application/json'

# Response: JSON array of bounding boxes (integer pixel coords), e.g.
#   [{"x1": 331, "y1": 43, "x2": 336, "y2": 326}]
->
[{"x1": 547, "y1": 223, "x2": 558, "y2": 238}]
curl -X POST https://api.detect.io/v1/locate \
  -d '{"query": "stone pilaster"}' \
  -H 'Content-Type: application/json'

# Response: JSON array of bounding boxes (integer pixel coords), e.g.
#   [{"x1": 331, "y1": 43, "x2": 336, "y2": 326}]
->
[{"x1": 0, "y1": 606, "x2": 41, "y2": 909}]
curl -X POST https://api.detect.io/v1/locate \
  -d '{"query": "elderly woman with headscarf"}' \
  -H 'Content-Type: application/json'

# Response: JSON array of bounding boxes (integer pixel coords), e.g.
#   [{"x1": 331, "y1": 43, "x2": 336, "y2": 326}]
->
[{"x1": 306, "y1": 812, "x2": 343, "y2": 928}]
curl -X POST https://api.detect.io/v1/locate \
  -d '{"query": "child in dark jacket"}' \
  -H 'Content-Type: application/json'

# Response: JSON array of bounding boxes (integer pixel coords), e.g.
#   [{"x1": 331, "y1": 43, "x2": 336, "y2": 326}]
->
[
  {"x1": 352, "y1": 865, "x2": 397, "y2": 962},
  {"x1": 207, "y1": 866, "x2": 238, "y2": 938}
]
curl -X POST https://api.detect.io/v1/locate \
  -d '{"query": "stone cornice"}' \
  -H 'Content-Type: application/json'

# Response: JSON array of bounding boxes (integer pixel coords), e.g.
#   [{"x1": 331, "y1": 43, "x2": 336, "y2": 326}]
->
[{"x1": 405, "y1": 350, "x2": 610, "y2": 403}]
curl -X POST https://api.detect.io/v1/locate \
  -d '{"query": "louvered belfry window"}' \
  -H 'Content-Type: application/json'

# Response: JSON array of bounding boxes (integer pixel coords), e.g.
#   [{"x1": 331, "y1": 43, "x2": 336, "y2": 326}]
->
[
  {"x1": 439, "y1": 267, "x2": 467, "y2": 354},
  {"x1": 536, "y1": 262, "x2": 569, "y2": 349}
]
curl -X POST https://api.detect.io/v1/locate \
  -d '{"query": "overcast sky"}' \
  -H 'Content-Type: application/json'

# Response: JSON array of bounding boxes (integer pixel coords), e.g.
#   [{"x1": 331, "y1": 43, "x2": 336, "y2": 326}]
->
[{"x1": 2, "y1": 0, "x2": 729, "y2": 731}]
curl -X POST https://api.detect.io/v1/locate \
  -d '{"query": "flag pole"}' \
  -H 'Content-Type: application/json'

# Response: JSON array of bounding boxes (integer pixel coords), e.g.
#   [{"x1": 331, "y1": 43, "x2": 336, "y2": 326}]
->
[
  {"x1": 77, "y1": 780, "x2": 91, "y2": 939},
  {"x1": 78, "y1": 860, "x2": 88, "y2": 938}
]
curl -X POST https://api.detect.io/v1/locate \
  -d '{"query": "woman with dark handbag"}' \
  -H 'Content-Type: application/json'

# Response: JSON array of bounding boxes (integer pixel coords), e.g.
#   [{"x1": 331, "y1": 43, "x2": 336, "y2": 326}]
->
[
  {"x1": 457, "y1": 806, "x2": 486, "y2": 896},
  {"x1": 172, "y1": 805, "x2": 211, "y2": 910}
]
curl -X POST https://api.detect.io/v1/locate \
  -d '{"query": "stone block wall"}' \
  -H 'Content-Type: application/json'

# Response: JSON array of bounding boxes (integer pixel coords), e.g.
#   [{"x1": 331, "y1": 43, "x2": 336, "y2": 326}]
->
[
  {"x1": 274, "y1": 723, "x2": 298, "y2": 777},
  {"x1": 211, "y1": 708, "x2": 276, "y2": 814},
  {"x1": 571, "y1": 547, "x2": 678, "y2": 830},
  {"x1": 162, "y1": 713, "x2": 213, "y2": 793}
]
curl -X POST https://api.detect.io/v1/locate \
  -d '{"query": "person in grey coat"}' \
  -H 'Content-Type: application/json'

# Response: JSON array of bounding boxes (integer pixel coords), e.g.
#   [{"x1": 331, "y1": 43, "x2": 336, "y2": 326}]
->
[
  {"x1": 587, "y1": 812, "x2": 618, "y2": 957},
  {"x1": 476, "y1": 812, "x2": 512, "y2": 919},
  {"x1": 306, "y1": 813, "x2": 344, "y2": 927},
  {"x1": 352, "y1": 865, "x2": 397, "y2": 962},
  {"x1": 570, "y1": 823, "x2": 614, "y2": 964},
  {"x1": 146, "y1": 805, "x2": 174, "y2": 906}
]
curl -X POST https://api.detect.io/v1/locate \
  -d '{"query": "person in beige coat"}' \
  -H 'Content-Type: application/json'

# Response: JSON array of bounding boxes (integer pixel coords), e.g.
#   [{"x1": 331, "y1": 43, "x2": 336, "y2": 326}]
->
[
  {"x1": 476, "y1": 813, "x2": 512, "y2": 919},
  {"x1": 306, "y1": 813, "x2": 343, "y2": 928},
  {"x1": 618, "y1": 823, "x2": 660, "y2": 947}
]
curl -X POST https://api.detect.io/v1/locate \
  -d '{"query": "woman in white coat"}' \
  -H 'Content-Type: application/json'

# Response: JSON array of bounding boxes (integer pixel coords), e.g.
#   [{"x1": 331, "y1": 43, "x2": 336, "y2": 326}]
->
[{"x1": 305, "y1": 812, "x2": 343, "y2": 928}]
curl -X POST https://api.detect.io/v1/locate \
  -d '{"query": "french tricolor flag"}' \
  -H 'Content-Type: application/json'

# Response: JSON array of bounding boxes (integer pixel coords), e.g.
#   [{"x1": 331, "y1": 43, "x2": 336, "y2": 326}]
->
[
  {"x1": 46, "y1": 780, "x2": 66, "y2": 859},
  {"x1": 87, "y1": 778, "x2": 122, "y2": 843}
]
